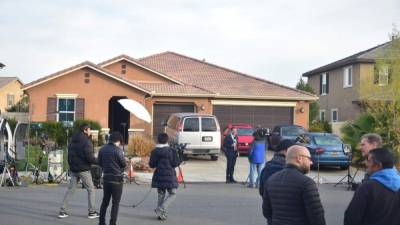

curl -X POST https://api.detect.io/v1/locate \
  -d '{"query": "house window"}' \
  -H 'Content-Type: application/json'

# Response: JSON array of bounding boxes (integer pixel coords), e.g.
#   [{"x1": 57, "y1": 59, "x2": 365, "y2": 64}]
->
[
  {"x1": 321, "y1": 73, "x2": 327, "y2": 95},
  {"x1": 6, "y1": 94, "x2": 14, "y2": 108},
  {"x1": 343, "y1": 66, "x2": 353, "y2": 88},
  {"x1": 331, "y1": 109, "x2": 338, "y2": 122},
  {"x1": 121, "y1": 64, "x2": 126, "y2": 75},
  {"x1": 378, "y1": 65, "x2": 389, "y2": 86},
  {"x1": 319, "y1": 110, "x2": 326, "y2": 121},
  {"x1": 57, "y1": 98, "x2": 75, "y2": 127}
]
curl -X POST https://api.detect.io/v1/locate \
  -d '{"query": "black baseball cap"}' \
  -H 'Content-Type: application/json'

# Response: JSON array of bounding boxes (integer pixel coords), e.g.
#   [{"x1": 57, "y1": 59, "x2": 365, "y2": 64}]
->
[{"x1": 276, "y1": 139, "x2": 295, "y2": 152}]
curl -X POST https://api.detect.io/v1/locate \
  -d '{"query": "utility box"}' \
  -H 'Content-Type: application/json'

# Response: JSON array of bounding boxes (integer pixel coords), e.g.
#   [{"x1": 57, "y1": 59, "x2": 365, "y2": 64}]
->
[{"x1": 48, "y1": 150, "x2": 63, "y2": 177}]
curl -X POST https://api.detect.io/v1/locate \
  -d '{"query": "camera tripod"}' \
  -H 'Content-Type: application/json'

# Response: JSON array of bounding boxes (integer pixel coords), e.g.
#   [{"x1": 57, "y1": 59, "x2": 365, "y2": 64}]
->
[
  {"x1": 334, "y1": 155, "x2": 354, "y2": 190},
  {"x1": 0, "y1": 159, "x2": 15, "y2": 187}
]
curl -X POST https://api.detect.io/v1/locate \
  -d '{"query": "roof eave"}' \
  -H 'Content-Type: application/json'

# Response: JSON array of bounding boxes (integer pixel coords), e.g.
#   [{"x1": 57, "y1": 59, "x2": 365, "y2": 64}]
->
[
  {"x1": 302, "y1": 58, "x2": 375, "y2": 77},
  {"x1": 99, "y1": 56, "x2": 184, "y2": 85},
  {"x1": 151, "y1": 93, "x2": 216, "y2": 97},
  {"x1": 215, "y1": 94, "x2": 318, "y2": 101}
]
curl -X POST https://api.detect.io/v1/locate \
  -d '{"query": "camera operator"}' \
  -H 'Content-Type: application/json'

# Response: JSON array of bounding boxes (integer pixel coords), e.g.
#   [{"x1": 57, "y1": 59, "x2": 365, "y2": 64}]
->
[
  {"x1": 149, "y1": 133, "x2": 181, "y2": 221},
  {"x1": 98, "y1": 131, "x2": 126, "y2": 225},
  {"x1": 58, "y1": 124, "x2": 99, "y2": 219}
]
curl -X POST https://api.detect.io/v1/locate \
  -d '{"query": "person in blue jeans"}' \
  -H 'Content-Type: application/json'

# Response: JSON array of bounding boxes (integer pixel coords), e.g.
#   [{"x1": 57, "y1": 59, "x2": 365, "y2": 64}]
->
[{"x1": 248, "y1": 135, "x2": 266, "y2": 188}]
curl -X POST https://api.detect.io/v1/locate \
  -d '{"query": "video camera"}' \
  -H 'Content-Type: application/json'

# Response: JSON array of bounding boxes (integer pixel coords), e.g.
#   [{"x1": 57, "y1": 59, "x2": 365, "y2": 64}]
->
[
  {"x1": 169, "y1": 143, "x2": 188, "y2": 162},
  {"x1": 253, "y1": 127, "x2": 270, "y2": 140}
]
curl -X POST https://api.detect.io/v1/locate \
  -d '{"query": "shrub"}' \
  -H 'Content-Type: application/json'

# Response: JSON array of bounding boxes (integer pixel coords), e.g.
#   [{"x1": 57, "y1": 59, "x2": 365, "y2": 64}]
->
[
  {"x1": 127, "y1": 135, "x2": 155, "y2": 157},
  {"x1": 309, "y1": 120, "x2": 332, "y2": 133}
]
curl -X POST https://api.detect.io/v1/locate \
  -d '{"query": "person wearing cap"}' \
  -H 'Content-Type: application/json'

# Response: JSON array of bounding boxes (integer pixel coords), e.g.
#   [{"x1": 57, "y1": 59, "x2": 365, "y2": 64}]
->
[
  {"x1": 258, "y1": 139, "x2": 294, "y2": 196},
  {"x1": 98, "y1": 131, "x2": 126, "y2": 225}
]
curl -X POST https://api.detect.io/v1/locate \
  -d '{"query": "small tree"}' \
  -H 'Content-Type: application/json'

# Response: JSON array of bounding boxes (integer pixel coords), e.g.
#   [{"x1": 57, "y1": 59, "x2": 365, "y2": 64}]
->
[
  {"x1": 5, "y1": 95, "x2": 29, "y2": 112},
  {"x1": 358, "y1": 28, "x2": 400, "y2": 164},
  {"x1": 296, "y1": 77, "x2": 319, "y2": 122}
]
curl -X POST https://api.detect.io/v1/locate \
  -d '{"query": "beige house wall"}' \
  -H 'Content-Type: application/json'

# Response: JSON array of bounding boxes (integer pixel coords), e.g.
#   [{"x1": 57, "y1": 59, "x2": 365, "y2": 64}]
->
[
  {"x1": 0, "y1": 80, "x2": 23, "y2": 113},
  {"x1": 26, "y1": 68, "x2": 148, "y2": 129},
  {"x1": 307, "y1": 64, "x2": 363, "y2": 122},
  {"x1": 103, "y1": 61, "x2": 174, "y2": 83}
]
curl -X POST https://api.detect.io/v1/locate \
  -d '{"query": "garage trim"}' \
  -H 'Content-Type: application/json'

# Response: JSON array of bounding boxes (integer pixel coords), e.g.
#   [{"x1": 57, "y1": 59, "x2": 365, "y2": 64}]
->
[{"x1": 211, "y1": 100, "x2": 296, "y2": 107}]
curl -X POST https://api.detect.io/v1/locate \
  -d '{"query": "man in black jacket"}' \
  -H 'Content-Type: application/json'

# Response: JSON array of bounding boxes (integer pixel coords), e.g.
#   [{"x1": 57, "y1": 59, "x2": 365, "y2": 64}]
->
[
  {"x1": 259, "y1": 139, "x2": 294, "y2": 196},
  {"x1": 224, "y1": 127, "x2": 238, "y2": 183},
  {"x1": 58, "y1": 124, "x2": 99, "y2": 219},
  {"x1": 263, "y1": 145, "x2": 326, "y2": 225},
  {"x1": 344, "y1": 148, "x2": 400, "y2": 225},
  {"x1": 149, "y1": 133, "x2": 181, "y2": 221},
  {"x1": 98, "y1": 132, "x2": 126, "y2": 225}
]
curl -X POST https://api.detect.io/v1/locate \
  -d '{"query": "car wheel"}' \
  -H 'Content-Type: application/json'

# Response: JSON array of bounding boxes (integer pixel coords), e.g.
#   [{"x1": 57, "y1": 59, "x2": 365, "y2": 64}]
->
[
  {"x1": 340, "y1": 165, "x2": 349, "y2": 170},
  {"x1": 210, "y1": 155, "x2": 218, "y2": 161}
]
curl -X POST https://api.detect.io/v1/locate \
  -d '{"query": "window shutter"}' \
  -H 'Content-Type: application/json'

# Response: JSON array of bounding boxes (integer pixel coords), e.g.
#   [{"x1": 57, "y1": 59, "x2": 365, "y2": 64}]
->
[
  {"x1": 373, "y1": 66, "x2": 379, "y2": 84},
  {"x1": 47, "y1": 97, "x2": 57, "y2": 121},
  {"x1": 319, "y1": 74, "x2": 323, "y2": 95},
  {"x1": 388, "y1": 65, "x2": 393, "y2": 84},
  {"x1": 75, "y1": 98, "x2": 85, "y2": 119},
  {"x1": 326, "y1": 73, "x2": 329, "y2": 94}
]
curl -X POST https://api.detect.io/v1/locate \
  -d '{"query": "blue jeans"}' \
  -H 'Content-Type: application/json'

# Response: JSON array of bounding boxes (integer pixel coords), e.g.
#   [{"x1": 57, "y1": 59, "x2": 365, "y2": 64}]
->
[{"x1": 249, "y1": 163, "x2": 264, "y2": 187}]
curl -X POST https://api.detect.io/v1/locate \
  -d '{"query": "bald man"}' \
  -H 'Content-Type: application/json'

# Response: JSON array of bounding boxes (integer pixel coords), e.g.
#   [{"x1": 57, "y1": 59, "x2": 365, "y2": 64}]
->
[{"x1": 262, "y1": 145, "x2": 326, "y2": 225}]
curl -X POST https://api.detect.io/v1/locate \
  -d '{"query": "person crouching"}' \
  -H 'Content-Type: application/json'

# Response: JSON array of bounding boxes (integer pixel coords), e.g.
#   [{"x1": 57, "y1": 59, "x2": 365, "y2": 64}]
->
[{"x1": 149, "y1": 133, "x2": 181, "y2": 221}]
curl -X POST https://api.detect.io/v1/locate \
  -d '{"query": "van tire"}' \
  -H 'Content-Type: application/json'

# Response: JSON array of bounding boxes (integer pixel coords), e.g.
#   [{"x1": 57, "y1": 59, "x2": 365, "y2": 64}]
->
[{"x1": 210, "y1": 155, "x2": 218, "y2": 161}]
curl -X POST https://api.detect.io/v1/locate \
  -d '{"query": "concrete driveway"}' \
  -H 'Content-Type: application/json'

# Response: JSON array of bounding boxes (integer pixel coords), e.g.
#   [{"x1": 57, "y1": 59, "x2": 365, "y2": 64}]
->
[{"x1": 137, "y1": 150, "x2": 366, "y2": 184}]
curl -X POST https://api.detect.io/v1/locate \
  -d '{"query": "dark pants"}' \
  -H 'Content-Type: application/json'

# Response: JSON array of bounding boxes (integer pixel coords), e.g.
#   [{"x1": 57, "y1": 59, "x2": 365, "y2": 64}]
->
[
  {"x1": 99, "y1": 181, "x2": 123, "y2": 225},
  {"x1": 226, "y1": 150, "x2": 238, "y2": 181}
]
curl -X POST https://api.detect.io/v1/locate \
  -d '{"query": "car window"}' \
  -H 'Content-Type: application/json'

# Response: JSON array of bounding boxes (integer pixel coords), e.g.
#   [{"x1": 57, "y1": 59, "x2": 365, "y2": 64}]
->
[
  {"x1": 237, "y1": 128, "x2": 254, "y2": 136},
  {"x1": 313, "y1": 135, "x2": 343, "y2": 145},
  {"x1": 281, "y1": 126, "x2": 305, "y2": 136},
  {"x1": 201, "y1": 117, "x2": 217, "y2": 131},
  {"x1": 183, "y1": 118, "x2": 199, "y2": 132}
]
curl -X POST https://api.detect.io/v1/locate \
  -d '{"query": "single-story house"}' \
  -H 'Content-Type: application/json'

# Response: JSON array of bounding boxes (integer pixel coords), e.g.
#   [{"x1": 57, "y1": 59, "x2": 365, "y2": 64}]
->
[{"x1": 22, "y1": 52, "x2": 317, "y2": 139}]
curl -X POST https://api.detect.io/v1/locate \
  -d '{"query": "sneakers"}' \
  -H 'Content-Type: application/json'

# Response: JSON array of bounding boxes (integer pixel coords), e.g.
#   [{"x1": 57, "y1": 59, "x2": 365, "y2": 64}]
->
[
  {"x1": 155, "y1": 208, "x2": 167, "y2": 221},
  {"x1": 88, "y1": 211, "x2": 100, "y2": 219},
  {"x1": 58, "y1": 211, "x2": 69, "y2": 218}
]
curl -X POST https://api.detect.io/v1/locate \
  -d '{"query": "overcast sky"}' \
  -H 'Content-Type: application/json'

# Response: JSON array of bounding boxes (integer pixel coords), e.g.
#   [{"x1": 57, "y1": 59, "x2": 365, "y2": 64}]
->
[{"x1": 0, "y1": 0, "x2": 399, "y2": 88}]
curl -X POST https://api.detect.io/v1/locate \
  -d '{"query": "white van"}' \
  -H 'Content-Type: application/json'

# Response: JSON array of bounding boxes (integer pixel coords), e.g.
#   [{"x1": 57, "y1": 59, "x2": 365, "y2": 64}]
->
[{"x1": 163, "y1": 113, "x2": 221, "y2": 161}]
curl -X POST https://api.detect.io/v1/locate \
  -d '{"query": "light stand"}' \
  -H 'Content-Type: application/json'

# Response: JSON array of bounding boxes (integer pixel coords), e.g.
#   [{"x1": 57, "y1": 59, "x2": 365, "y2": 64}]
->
[
  {"x1": 0, "y1": 153, "x2": 15, "y2": 187},
  {"x1": 312, "y1": 148, "x2": 324, "y2": 185},
  {"x1": 120, "y1": 122, "x2": 126, "y2": 152},
  {"x1": 334, "y1": 145, "x2": 354, "y2": 190}
]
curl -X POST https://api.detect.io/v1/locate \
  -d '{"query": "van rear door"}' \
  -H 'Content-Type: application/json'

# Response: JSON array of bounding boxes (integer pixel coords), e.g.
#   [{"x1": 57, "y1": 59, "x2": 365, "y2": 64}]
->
[
  {"x1": 200, "y1": 117, "x2": 221, "y2": 149},
  {"x1": 180, "y1": 117, "x2": 201, "y2": 149}
]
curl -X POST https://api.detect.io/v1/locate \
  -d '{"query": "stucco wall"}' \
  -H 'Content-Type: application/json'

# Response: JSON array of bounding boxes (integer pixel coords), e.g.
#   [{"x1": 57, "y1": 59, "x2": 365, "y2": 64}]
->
[
  {"x1": 26, "y1": 68, "x2": 148, "y2": 129},
  {"x1": 104, "y1": 60, "x2": 174, "y2": 83},
  {"x1": 0, "y1": 80, "x2": 23, "y2": 113}
]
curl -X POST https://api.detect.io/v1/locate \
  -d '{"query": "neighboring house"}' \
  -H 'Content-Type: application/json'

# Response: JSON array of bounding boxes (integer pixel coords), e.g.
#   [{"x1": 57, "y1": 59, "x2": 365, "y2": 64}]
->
[
  {"x1": 303, "y1": 41, "x2": 393, "y2": 124},
  {"x1": 23, "y1": 52, "x2": 317, "y2": 139},
  {"x1": 0, "y1": 77, "x2": 23, "y2": 113}
]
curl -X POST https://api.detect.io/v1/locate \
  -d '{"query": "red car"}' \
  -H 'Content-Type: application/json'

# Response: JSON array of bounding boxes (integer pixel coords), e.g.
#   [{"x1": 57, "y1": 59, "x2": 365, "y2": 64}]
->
[{"x1": 222, "y1": 123, "x2": 255, "y2": 155}]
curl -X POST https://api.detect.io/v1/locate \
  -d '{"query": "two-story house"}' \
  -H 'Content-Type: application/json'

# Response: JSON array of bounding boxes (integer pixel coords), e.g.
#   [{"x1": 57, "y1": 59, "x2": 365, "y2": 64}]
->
[{"x1": 303, "y1": 41, "x2": 393, "y2": 127}]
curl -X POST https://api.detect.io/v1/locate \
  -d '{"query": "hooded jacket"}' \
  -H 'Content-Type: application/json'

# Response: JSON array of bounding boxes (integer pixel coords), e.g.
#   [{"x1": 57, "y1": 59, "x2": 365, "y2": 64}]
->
[
  {"x1": 67, "y1": 131, "x2": 97, "y2": 172},
  {"x1": 344, "y1": 168, "x2": 400, "y2": 225},
  {"x1": 149, "y1": 144, "x2": 181, "y2": 189}
]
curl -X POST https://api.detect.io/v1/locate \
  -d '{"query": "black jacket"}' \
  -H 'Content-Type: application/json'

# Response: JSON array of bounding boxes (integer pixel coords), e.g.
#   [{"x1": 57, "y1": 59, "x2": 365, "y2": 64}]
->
[
  {"x1": 98, "y1": 143, "x2": 126, "y2": 182},
  {"x1": 263, "y1": 164, "x2": 326, "y2": 225},
  {"x1": 67, "y1": 132, "x2": 97, "y2": 172},
  {"x1": 344, "y1": 179, "x2": 400, "y2": 225},
  {"x1": 149, "y1": 145, "x2": 181, "y2": 189},
  {"x1": 259, "y1": 153, "x2": 286, "y2": 196}
]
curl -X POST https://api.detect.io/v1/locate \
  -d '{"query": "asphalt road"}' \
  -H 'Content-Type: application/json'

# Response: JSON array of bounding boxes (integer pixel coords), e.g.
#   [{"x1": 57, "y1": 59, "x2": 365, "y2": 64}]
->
[{"x1": 0, "y1": 182, "x2": 354, "y2": 225}]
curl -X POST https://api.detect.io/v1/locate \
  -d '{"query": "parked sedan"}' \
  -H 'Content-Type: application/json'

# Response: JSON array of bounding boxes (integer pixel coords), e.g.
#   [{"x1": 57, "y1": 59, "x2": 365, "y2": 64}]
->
[{"x1": 298, "y1": 132, "x2": 351, "y2": 170}]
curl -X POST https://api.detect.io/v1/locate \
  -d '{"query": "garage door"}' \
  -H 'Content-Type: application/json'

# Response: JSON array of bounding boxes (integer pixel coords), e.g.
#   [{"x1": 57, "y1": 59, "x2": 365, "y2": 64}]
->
[
  {"x1": 213, "y1": 105, "x2": 293, "y2": 130},
  {"x1": 153, "y1": 104, "x2": 195, "y2": 137}
]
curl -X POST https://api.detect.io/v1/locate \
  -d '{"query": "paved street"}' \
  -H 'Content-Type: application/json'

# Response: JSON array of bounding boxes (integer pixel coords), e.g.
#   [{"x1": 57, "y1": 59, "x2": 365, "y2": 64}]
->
[{"x1": 0, "y1": 182, "x2": 354, "y2": 225}]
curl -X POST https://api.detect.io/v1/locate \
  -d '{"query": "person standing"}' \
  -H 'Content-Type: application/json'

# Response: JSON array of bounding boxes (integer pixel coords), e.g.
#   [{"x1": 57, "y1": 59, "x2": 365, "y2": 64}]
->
[
  {"x1": 224, "y1": 127, "x2": 238, "y2": 183},
  {"x1": 98, "y1": 132, "x2": 126, "y2": 225},
  {"x1": 344, "y1": 148, "x2": 400, "y2": 225},
  {"x1": 263, "y1": 145, "x2": 326, "y2": 225},
  {"x1": 258, "y1": 139, "x2": 294, "y2": 196},
  {"x1": 58, "y1": 124, "x2": 99, "y2": 219},
  {"x1": 149, "y1": 133, "x2": 181, "y2": 221},
  {"x1": 247, "y1": 134, "x2": 266, "y2": 188}
]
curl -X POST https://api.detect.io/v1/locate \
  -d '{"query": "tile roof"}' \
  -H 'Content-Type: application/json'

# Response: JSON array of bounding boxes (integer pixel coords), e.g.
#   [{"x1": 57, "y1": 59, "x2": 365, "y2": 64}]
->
[
  {"x1": 138, "y1": 51, "x2": 316, "y2": 100},
  {"x1": 0, "y1": 77, "x2": 21, "y2": 89},
  {"x1": 302, "y1": 41, "x2": 393, "y2": 77},
  {"x1": 137, "y1": 82, "x2": 215, "y2": 97}
]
